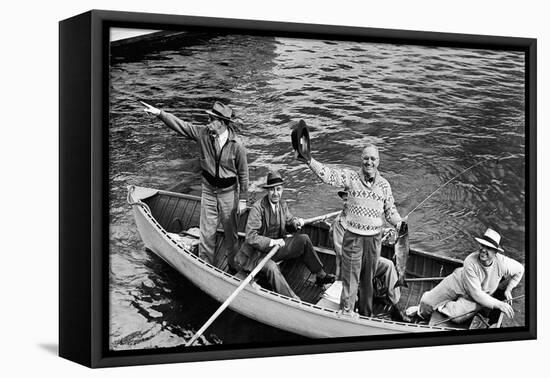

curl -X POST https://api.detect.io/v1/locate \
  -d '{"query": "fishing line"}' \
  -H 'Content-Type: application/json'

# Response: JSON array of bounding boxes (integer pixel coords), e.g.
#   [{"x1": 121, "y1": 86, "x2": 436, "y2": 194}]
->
[{"x1": 405, "y1": 154, "x2": 512, "y2": 218}]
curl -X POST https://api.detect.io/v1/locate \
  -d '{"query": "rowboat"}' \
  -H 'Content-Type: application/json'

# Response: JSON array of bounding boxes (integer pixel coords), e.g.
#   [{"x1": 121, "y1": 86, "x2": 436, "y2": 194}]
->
[{"x1": 127, "y1": 185, "x2": 505, "y2": 338}]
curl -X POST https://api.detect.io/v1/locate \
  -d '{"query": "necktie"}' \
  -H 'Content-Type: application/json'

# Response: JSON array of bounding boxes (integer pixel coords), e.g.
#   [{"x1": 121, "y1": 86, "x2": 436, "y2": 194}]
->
[
  {"x1": 275, "y1": 204, "x2": 280, "y2": 225},
  {"x1": 214, "y1": 137, "x2": 221, "y2": 157}
]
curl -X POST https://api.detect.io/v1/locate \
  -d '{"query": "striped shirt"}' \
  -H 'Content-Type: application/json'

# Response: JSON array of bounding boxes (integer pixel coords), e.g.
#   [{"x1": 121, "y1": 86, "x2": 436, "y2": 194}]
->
[{"x1": 309, "y1": 158, "x2": 401, "y2": 235}]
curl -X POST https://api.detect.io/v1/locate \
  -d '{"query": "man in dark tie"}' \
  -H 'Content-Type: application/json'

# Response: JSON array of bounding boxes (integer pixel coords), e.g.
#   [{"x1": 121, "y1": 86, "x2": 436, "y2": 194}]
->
[{"x1": 234, "y1": 171, "x2": 335, "y2": 299}]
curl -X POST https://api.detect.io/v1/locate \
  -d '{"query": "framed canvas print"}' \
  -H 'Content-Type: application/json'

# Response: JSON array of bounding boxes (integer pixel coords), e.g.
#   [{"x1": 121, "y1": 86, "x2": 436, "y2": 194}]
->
[{"x1": 59, "y1": 10, "x2": 536, "y2": 368}]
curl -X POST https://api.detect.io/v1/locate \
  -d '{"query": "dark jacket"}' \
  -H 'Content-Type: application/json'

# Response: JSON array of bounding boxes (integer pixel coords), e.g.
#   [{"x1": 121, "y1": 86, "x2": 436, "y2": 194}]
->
[{"x1": 235, "y1": 195, "x2": 299, "y2": 272}]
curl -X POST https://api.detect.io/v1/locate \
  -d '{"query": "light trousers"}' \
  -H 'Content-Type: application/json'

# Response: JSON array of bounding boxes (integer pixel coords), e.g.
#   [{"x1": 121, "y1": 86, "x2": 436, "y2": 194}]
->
[
  {"x1": 199, "y1": 181, "x2": 239, "y2": 268},
  {"x1": 340, "y1": 230, "x2": 381, "y2": 316}
]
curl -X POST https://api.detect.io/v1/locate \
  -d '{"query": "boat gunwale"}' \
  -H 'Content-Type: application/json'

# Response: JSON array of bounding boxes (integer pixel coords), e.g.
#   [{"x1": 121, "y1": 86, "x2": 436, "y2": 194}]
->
[
  {"x1": 129, "y1": 186, "x2": 461, "y2": 333},
  {"x1": 143, "y1": 186, "x2": 465, "y2": 265}
]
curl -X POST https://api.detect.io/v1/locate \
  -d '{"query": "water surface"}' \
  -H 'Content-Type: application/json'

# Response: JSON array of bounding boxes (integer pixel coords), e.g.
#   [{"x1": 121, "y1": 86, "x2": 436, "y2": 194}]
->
[{"x1": 109, "y1": 32, "x2": 526, "y2": 350}]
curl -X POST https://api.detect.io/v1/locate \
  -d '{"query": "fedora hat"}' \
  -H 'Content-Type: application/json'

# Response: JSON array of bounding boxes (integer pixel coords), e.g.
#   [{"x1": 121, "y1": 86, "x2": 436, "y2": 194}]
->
[
  {"x1": 262, "y1": 170, "x2": 284, "y2": 188},
  {"x1": 474, "y1": 228, "x2": 504, "y2": 252},
  {"x1": 337, "y1": 190, "x2": 348, "y2": 199},
  {"x1": 205, "y1": 101, "x2": 236, "y2": 122},
  {"x1": 291, "y1": 119, "x2": 311, "y2": 162}
]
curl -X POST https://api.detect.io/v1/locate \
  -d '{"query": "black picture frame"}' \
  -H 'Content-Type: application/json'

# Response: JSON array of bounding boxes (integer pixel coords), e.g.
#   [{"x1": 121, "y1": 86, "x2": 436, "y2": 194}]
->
[{"x1": 59, "y1": 9, "x2": 537, "y2": 368}]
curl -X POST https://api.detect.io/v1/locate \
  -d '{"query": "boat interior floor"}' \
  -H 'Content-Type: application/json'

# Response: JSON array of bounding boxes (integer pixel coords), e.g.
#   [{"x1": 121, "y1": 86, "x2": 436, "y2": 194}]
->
[{"x1": 213, "y1": 235, "x2": 426, "y2": 320}]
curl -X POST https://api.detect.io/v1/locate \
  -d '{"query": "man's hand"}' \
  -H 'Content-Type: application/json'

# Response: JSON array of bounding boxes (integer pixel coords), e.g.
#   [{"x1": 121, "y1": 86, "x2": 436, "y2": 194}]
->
[
  {"x1": 504, "y1": 289, "x2": 514, "y2": 302},
  {"x1": 295, "y1": 218, "x2": 305, "y2": 230},
  {"x1": 140, "y1": 101, "x2": 161, "y2": 116},
  {"x1": 496, "y1": 301, "x2": 515, "y2": 319},
  {"x1": 237, "y1": 200, "x2": 247, "y2": 215},
  {"x1": 270, "y1": 238, "x2": 285, "y2": 248},
  {"x1": 296, "y1": 151, "x2": 312, "y2": 164},
  {"x1": 396, "y1": 215, "x2": 408, "y2": 233}
]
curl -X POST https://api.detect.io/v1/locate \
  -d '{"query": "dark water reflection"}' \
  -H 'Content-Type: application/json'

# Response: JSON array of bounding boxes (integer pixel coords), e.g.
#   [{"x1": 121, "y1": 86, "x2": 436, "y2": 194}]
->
[{"x1": 109, "y1": 32, "x2": 526, "y2": 350}]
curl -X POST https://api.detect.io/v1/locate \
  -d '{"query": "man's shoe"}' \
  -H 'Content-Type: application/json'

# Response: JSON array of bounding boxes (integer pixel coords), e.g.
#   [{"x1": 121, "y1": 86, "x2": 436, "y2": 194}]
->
[
  {"x1": 316, "y1": 273, "x2": 336, "y2": 286},
  {"x1": 390, "y1": 305, "x2": 412, "y2": 322},
  {"x1": 337, "y1": 308, "x2": 359, "y2": 319}
]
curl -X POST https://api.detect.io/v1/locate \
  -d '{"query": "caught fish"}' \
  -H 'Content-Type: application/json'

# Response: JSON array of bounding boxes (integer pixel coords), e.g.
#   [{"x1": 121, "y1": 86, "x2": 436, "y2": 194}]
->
[{"x1": 394, "y1": 221, "x2": 409, "y2": 288}]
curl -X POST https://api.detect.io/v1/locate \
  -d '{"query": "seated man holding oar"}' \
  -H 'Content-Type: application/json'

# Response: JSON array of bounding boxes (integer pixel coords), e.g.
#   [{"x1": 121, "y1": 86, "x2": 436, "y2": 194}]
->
[
  {"x1": 234, "y1": 171, "x2": 335, "y2": 300},
  {"x1": 330, "y1": 190, "x2": 408, "y2": 321},
  {"x1": 413, "y1": 228, "x2": 524, "y2": 323}
]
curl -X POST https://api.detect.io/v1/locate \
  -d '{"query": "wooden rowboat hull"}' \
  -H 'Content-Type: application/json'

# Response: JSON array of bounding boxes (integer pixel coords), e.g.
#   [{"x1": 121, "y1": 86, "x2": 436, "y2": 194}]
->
[{"x1": 128, "y1": 185, "x2": 464, "y2": 338}]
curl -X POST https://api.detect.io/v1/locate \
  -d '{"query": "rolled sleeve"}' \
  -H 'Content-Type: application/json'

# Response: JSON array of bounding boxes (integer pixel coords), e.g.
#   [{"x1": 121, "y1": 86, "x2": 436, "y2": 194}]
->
[{"x1": 502, "y1": 256, "x2": 525, "y2": 292}]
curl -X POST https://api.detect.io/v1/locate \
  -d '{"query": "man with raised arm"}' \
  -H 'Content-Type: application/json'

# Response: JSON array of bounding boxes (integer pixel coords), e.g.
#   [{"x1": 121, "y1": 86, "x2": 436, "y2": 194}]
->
[
  {"x1": 330, "y1": 190, "x2": 407, "y2": 321},
  {"x1": 142, "y1": 101, "x2": 248, "y2": 272},
  {"x1": 303, "y1": 144, "x2": 403, "y2": 317}
]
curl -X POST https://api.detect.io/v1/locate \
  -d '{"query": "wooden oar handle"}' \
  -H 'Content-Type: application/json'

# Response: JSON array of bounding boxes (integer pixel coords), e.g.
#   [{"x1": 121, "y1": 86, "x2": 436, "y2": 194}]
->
[
  {"x1": 185, "y1": 245, "x2": 281, "y2": 347},
  {"x1": 302, "y1": 211, "x2": 341, "y2": 225},
  {"x1": 405, "y1": 277, "x2": 445, "y2": 283}
]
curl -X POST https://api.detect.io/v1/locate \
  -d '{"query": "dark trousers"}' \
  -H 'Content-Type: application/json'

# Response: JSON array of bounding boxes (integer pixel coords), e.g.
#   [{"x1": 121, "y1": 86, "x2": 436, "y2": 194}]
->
[
  {"x1": 340, "y1": 230, "x2": 381, "y2": 316},
  {"x1": 261, "y1": 233, "x2": 324, "y2": 298}
]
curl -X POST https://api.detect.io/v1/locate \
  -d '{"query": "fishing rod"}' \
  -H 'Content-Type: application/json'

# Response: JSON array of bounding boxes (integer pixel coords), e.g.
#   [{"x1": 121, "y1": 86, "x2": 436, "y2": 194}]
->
[{"x1": 404, "y1": 154, "x2": 511, "y2": 218}]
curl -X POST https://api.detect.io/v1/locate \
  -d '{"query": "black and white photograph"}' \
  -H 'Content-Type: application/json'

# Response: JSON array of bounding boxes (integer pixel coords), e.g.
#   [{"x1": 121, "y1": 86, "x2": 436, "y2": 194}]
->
[
  {"x1": 8, "y1": 1, "x2": 548, "y2": 376},
  {"x1": 109, "y1": 24, "x2": 529, "y2": 352}
]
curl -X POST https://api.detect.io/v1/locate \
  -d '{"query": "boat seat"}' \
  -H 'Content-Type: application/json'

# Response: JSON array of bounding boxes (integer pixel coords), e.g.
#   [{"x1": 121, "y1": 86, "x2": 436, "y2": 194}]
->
[{"x1": 315, "y1": 281, "x2": 342, "y2": 310}]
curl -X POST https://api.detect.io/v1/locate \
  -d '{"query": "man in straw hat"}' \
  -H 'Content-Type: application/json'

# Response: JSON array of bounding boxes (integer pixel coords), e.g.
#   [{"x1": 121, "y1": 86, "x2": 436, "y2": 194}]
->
[
  {"x1": 234, "y1": 170, "x2": 335, "y2": 299},
  {"x1": 302, "y1": 143, "x2": 403, "y2": 317},
  {"x1": 142, "y1": 101, "x2": 248, "y2": 271},
  {"x1": 414, "y1": 227, "x2": 524, "y2": 323}
]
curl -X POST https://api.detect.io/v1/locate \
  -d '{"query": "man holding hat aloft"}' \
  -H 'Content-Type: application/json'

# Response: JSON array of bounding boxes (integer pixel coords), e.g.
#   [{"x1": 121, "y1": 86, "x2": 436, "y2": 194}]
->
[
  {"x1": 142, "y1": 101, "x2": 248, "y2": 271},
  {"x1": 234, "y1": 170, "x2": 335, "y2": 299},
  {"x1": 330, "y1": 190, "x2": 407, "y2": 321},
  {"x1": 303, "y1": 142, "x2": 403, "y2": 317},
  {"x1": 417, "y1": 227, "x2": 524, "y2": 322}
]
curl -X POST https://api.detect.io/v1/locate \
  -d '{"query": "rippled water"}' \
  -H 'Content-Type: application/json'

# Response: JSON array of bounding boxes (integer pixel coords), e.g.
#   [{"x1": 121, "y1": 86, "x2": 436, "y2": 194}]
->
[{"x1": 109, "y1": 31, "x2": 526, "y2": 350}]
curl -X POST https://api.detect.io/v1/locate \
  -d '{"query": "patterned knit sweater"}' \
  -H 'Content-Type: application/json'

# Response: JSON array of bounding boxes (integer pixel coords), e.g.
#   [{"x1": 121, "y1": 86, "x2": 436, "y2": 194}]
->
[{"x1": 309, "y1": 158, "x2": 401, "y2": 235}]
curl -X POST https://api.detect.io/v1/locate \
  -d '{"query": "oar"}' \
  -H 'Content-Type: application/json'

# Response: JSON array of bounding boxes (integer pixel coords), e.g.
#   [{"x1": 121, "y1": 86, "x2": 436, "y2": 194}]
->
[
  {"x1": 404, "y1": 277, "x2": 445, "y2": 283},
  {"x1": 185, "y1": 245, "x2": 281, "y2": 347},
  {"x1": 302, "y1": 211, "x2": 341, "y2": 225},
  {"x1": 432, "y1": 294, "x2": 525, "y2": 326}
]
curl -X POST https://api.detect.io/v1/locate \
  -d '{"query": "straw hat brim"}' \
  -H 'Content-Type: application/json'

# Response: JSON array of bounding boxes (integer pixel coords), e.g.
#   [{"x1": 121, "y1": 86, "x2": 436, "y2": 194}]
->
[{"x1": 474, "y1": 237, "x2": 504, "y2": 252}]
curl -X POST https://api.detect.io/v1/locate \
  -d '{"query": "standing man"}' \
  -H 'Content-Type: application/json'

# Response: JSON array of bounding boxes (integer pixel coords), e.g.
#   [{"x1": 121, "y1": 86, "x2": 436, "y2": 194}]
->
[
  {"x1": 142, "y1": 101, "x2": 248, "y2": 271},
  {"x1": 234, "y1": 171, "x2": 335, "y2": 299},
  {"x1": 330, "y1": 190, "x2": 407, "y2": 321},
  {"x1": 416, "y1": 228, "x2": 524, "y2": 323},
  {"x1": 303, "y1": 144, "x2": 403, "y2": 317}
]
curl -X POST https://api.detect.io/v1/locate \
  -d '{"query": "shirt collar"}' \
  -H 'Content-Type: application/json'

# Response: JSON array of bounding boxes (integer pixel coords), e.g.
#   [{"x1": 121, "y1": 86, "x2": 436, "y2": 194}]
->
[
  {"x1": 219, "y1": 129, "x2": 229, "y2": 143},
  {"x1": 362, "y1": 170, "x2": 379, "y2": 185},
  {"x1": 269, "y1": 200, "x2": 279, "y2": 213}
]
